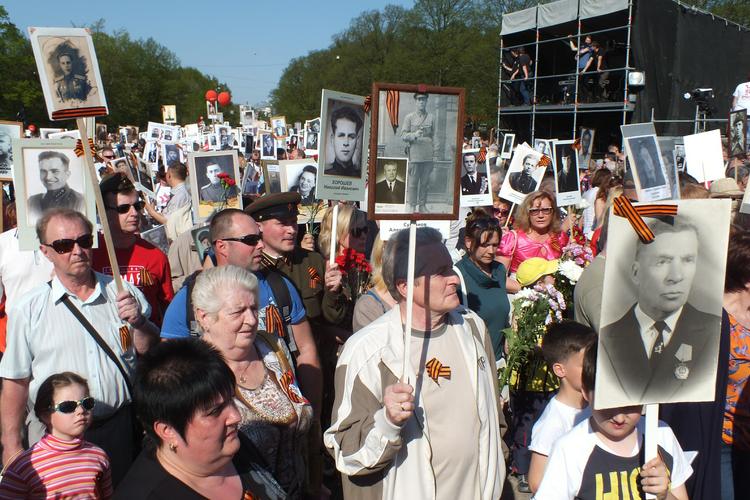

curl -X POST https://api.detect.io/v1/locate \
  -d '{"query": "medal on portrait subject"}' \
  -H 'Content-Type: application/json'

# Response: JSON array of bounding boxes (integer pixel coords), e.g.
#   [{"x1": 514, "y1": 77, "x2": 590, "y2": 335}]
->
[{"x1": 674, "y1": 344, "x2": 692, "y2": 380}]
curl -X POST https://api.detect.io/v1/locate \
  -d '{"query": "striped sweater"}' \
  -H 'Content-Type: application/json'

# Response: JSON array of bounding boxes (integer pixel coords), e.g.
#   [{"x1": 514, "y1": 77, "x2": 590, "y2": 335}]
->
[{"x1": 0, "y1": 434, "x2": 112, "y2": 499}]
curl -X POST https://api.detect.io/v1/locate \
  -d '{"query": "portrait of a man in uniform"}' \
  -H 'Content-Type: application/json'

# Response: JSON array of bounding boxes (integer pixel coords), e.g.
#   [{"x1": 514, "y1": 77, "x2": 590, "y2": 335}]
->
[{"x1": 49, "y1": 42, "x2": 92, "y2": 103}]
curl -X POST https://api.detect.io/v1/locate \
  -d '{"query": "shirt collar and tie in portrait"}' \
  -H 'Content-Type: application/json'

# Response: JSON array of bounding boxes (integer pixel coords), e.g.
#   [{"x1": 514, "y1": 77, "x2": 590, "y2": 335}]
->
[{"x1": 634, "y1": 304, "x2": 683, "y2": 359}]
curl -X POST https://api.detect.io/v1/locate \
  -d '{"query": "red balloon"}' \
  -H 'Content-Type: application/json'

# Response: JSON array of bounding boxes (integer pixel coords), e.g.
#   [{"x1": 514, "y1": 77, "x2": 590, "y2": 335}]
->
[
  {"x1": 217, "y1": 91, "x2": 231, "y2": 107},
  {"x1": 28, "y1": 124, "x2": 37, "y2": 132},
  {"x1": 205, "y1": 90, "x2": 218, "y2": 102}
]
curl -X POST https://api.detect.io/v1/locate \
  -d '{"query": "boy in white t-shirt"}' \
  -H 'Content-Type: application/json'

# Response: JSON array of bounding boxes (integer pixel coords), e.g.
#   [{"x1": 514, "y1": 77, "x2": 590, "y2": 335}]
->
[
  {"x1": 533, "y1": 343, "x2": 692, "y2": 500},
  {"x1": 528, "y1": 321, "x2": 596, "y2": 493}
]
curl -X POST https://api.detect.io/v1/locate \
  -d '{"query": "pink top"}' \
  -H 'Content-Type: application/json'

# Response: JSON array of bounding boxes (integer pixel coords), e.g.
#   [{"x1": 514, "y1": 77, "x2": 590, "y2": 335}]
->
[
  {"x1": 0, "y1": 434, "x2": 112, "y2": 499},
  {"x1": 497, "y1": 229, "x2": 568, "y2": 272}
]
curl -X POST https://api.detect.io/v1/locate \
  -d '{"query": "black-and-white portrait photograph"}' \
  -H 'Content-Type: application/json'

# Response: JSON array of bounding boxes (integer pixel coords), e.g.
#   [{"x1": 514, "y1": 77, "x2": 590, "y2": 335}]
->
[
  {"x1": 625, "y1": 134, "x2": 671, "y2": 202},
  {"x1": 658, "y1": 137, "x2": 681, "y2": 200},
  {"x1": 500, "y1": 133, "x2": 515, "y2": 159},
  {"x1": 534, "y1": 138, "x2": 554, "y2": 160},
  {"x1": 147, "y1": 122, "x2": 177, "y2": 142},
  {"x1": 29, "y1": 27, "x2": 108, "y2": 120},
  {"x1": 577, "y1": 127, "x2": 595, "y2": 170},
  {"x1": 553, "y1": 140, "x2": 581, "y2": 206},
  {"x1": 279, "y1": 159, "x2": 320, "y2": 207},
  {"x1": 260, "y1": 132, "x2": 276, "y2": 160},
  {"x1": 191, "y1": 225, "x2": 211, "y2": 263},
  {"x1": 304, "y1": 118, "x2": 320, "y2": 154},
  {"x1": 48, "y1": 130, "x2": 81, "y2": 141},
  {"x1": 271, "y1": 116, "x2": 287, "y2": 139},
  {"x1": 470, "y1": 136, "x2": 481, "y2": 149},
  {"x1": 262, "y1": 162, "x2": 282, "y2": 194},
  {"x1": 39, "y1": 128, "x2": 64, "y2": 139},
  {"x1": 459, "y1": 149, "x2": 492, "y2": 208},
  {"x1": 596, "y1": 199, "x2": 730, "y2": 408},
  {"x1": 674, "y1": 144, "x2": 686, "y2": 172},
  {"x1": 134, "y1": 157, "x2": 155, "y2": 197},
  {"x1": 12, "y1": 139, "x2": 96, "y2": 249},
  {"x1": 0, "y1": 121, "x2": 23, "y2": 181},
  {"x1": 95, "y1": 123, "x2": 107, "y2": 143},
  {"x1": 161, "y1": 143, "x2": 182, "y2": 168},
  {"x1": 318, "y1": 90, "x2": 368, "y2": 202},
  {"x1": 142, "y1": 140, "x2": 159, "y2": 163},
  {"x1": 368, "y1": 84, "x2": 463, "y2": 220},
  {"x1": 240, "y1": 105, "x2": 255, "y2": 127},
  {"x1": 243, "y1": 133, "x2": 255, "y2": 155},
  {"x1": 730, "y1": 109, "x2": 747, "y2": 158},
  {"x1": 188, "y1": 150, "x2": 241, "y2": 221},
  {"x1": 499, "y1": 143, "x2": 545, "y2": 204},
  {"x1": 161, "y1": 104, "x2": 177, "y2": 124},
  {"x1": 119, "y1": 126, "x2": 138, "y2": 144},
  {"x1": 374, "y1": 157, "x2": 408, "y2": 209}
]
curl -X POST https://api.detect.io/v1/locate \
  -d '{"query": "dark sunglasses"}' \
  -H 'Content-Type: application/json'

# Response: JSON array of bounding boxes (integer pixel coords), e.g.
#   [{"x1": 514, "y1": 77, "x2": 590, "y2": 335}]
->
[
  {"x1": 107, "y1": 201, "x2": 145, "y2": 214},
  {"x1": 352, "y1": 226, "x2": 368, "y2": 238},
  {"x1": 529, "y1": 207, "x2": 554, "y2": 216},
  {"x1": 102, "y1": 155, "x2": 116, "y2": 160},
  {"x1": 493, "y1": 208, "x2": 511, "y2": 216},
  {"x1": 52, "y1": 396, "x2": 96, "y2": 414},
  {"x1": 42, "y1": 234, "x2": 94, "y2": 254},
  {"x1": 216, "y1": 234, "x2": 263, "y2": 247}
]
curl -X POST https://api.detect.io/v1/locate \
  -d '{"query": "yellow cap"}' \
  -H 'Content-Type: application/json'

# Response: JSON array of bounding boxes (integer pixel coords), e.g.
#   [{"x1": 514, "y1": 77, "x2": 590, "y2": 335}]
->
[{"x1": 516, "y1": 257, "x2": 559, "y2": 287}]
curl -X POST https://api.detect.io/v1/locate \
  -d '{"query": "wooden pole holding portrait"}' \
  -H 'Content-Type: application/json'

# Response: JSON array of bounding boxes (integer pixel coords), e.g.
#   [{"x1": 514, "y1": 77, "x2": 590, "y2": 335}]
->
[{"x1": 77, "y1": 118, "x2": 123, "y2": 292}]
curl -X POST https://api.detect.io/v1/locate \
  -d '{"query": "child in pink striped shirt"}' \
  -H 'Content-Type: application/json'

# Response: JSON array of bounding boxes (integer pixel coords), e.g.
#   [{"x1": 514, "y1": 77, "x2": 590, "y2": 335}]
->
[{"x1": 0, "y1": 372, "x2": 113, "y2": 499}]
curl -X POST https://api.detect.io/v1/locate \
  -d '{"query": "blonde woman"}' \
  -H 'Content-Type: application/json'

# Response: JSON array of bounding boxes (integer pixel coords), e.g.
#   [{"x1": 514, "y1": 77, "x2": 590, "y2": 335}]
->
[{"x1": 352, "y1": 236, "x2": 396, "y2": 332}]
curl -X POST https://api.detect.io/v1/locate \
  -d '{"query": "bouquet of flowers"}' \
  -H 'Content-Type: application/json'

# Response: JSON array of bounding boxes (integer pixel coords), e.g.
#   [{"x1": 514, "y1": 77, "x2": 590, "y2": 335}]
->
[
  {"x1": 500, "y1": 282, "x2": 566, "y2": 388},
  {"x1": 554, "y1": 241, "x2": 594, "y2": 306},
  {"x1": 216, "y1": 172, "x2": 237, "y2": 209},
  {"x1": 334, "y1": 248, "x2": 373, "y2": 299}
]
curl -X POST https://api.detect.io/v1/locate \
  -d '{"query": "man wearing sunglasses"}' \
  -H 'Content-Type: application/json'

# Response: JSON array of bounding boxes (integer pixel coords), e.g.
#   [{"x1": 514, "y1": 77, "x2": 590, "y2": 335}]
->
[
  {"x1": 0, "y1": 208, "x2": 158, "y2": 483},
  {"x1": 92, "y1": 173, "x2": 174, "y2": 325}
]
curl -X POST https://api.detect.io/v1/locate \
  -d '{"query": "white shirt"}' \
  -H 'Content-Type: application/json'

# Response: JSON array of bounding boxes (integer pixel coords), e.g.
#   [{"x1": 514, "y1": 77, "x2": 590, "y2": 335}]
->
[
  {"x1": 533, "y1": 418, "x2": 692, "y2": 500},
  {"x1": 529, "y1": 396, "x2": 590, "y2": 456},
  {"x1": 733, "y1": 81, "x2": 750, "y2": 111},
  {"x1": 0, "y1": 272, "x2": 151, "y2": 417},
  {"x1": 634, "y1": 305, "x2": 682, "y2": 358},
  {"x1": 0, "y1": 229, "x2": 54, "y2": 311},
  {"x1": 581, "y1": 187, "x2": 599, "y2": 237}
]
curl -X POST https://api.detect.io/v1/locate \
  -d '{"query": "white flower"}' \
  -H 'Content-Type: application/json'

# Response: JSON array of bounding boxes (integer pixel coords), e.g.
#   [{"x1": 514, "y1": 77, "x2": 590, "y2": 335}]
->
[{"x1": 559, "y1": 260, "x2": 584, "y2": 283}]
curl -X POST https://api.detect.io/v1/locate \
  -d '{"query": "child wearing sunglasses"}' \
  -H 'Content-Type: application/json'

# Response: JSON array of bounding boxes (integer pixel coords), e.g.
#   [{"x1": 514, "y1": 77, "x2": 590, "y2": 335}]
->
[{"x1": 0, "y1": 372, "x2": 113, "y2": 499}]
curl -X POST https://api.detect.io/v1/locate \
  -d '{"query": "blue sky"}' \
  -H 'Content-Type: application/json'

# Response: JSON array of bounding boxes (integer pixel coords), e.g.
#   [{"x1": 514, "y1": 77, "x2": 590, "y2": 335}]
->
[{"x1": 5, "y1": 0, "x2": 414, "y2": 106}]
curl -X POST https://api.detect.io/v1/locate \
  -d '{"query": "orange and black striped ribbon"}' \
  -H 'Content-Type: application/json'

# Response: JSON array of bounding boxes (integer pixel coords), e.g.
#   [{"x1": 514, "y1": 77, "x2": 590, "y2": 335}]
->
[
  {"x1": 280, "y1": 370, "x2": 308, "y2": 404},
  {"x1": 385, "y1": 90, "x2": 400, "y2": 132},
  {"x1": 612, "y1": 195, "x2": 678, "y2": 244},
  {"x1": 265, "y1": 304, "x2": 284, "y2": 338},
  {"x1": 52, "y1": 107, "x2": 107, "y2": 120},
  {"x1": 308, "y1": 266, "x2": 322, "y2": 289},
  {"x1": 477, "y1": 146, "x2": 487, "y2": 163},
  {"x1": 538, "y1": 154, "x2": 552, "y2": 167},
  {"x1": 363, "y1": 95, "x2": 372, "y2": 114},
  {"x1": 572, "y1": 137, "x2": 582, "y2": 151},
  {"x1": 425, "y1": 358, "x2": 451, "y2": 384},
  {"x1": 139, "y1": 268, "x2": 154, "y2": 287},
  {"x1": 119, "y1": 325, "x2": 132, "y2": 352},
  {"x1": 74, "y1": 138, "x2": 96, "y2": 158}
]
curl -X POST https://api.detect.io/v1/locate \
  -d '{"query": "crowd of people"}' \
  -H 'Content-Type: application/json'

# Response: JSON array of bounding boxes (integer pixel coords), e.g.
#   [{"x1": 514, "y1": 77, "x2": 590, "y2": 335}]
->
[{"x1": 0, "y1": 109, "x2": 748, "y2": 500}]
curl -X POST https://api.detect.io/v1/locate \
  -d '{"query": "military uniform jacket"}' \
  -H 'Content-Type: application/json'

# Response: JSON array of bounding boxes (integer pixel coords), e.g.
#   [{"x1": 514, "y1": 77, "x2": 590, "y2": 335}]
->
[{"x1": 261, "y1": 248, "x2": 347, "y2": 325}]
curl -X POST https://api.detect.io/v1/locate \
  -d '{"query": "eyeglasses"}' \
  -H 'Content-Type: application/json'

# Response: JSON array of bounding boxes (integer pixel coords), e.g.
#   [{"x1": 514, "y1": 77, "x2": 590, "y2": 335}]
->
[
  {"x1": 215, "y1": 234, "x2": 263, "y2": 247},
  {"x1": 493, "y1": 208, "x2": 511, "y2": 216},
  {"x1": 102, "y1": 155, "x2": 115, "y2": 160},
  {"x1": 106, "y1": 201, "x2": 145, "y2": 214},
  {"x1": 42, "y1": 234, "x2": 95, "y2": 254},
  {"x1": 51, "y1": 396, "x2": 96, "y2": 414},
  {"x1": 352, "y1": 226, "x2": 368, "y2": 238},
  {"x1": 528, "y1": 207, "x2": 554, "y2": 216}
]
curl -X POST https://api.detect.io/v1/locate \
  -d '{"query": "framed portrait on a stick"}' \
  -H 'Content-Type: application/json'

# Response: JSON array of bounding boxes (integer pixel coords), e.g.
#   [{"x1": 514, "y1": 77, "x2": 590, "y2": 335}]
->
[
  {"x1": 188, "y1": 150, "x2": 241, "y2": 221},
  {"x1": 459, "y1": 149, "x2": 492, "y2": 207},
  {"x1": 304, "y1": 118, "x2": 320, "y2": 156},
  {"x1": 500, "y1": 133, "x2": 515, "y2": 159},
  {"x1": 624, "y1": 134, "x2": 671, "y2": 203},
  {"x1": 0, "y1": 121, "x2": 23, "y2": 181},
  {"x1": 367, "y1": 83, "x2": 464, "y2": 220},
  {"x1": 317, "y1": 89, "x2": 369, "y2": 203},
  {"x1": 552, "y1": 140, "x2": 581, "y2": 206},
  {"x1": 729, "y1": 109, "x2": 747, "y2": 158},
  {"x1": 28, "y1": 27, "x2": 108, "y2": 120},
  {"x1": 498, "y1": 143, "x2": 545, "y2": 205},
  {"x1": 596, "y1": 199, "x2": 730, "y2": 409},
  {"x1": 260, "y1": 132, "x2": 276, "y2": 160},
  {"x1": 11, "y1": 138, "x2": 97, "y2": 250},
  {"x1": 279, "y1": 159, "x2": 326, "y2": 224},
  {"x1": 262, "y1": 161, "x2": 282, "y2": 195},
  {"x1": 577, "y1": 127, "x2": 595, "y2": 170}
]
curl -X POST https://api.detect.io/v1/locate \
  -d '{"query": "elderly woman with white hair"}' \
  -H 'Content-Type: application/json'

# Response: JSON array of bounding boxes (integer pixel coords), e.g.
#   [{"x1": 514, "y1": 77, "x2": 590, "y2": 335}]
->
[{"x1": 191, "y1": 265, "x2": 312, "y2": 498}]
